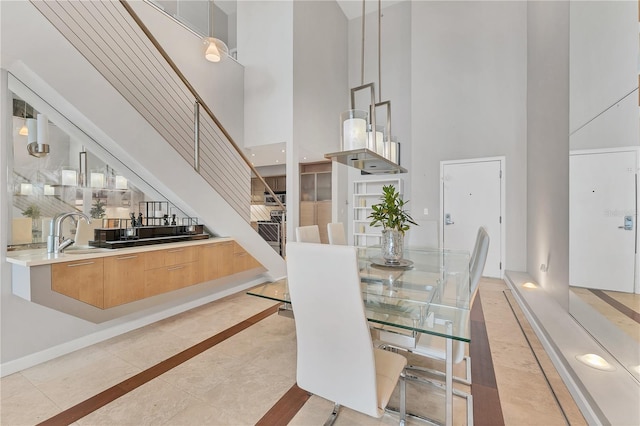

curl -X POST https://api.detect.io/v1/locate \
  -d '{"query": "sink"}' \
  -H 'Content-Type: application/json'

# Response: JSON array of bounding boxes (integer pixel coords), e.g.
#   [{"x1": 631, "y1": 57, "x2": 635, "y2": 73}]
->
[{"x1": 63, "y1": 247, "x2": 112, "y2": 254}]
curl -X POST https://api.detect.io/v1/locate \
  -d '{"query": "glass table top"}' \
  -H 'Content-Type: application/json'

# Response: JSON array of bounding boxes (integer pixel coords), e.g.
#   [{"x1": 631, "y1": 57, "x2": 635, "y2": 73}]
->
[{"x1": 247, "y1": 246, "x2": 471, "y2": 342}]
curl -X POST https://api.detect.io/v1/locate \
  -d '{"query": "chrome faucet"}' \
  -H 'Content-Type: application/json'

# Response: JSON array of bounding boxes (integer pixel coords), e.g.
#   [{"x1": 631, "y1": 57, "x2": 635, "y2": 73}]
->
[{"x1": 47, "y1": 212, "x2": 91, "y2": 254}]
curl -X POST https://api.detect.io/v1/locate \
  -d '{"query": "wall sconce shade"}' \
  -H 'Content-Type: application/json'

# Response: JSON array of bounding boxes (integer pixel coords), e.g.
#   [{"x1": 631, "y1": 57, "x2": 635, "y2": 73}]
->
[
  {"x1": 26, "y1": 118, "x2": 37, "y2": 143},
  {"x1": 203, "y1": 37, "x2": 228, "y2": 63},
  {"x1": 28, "y1": 114, "x2": 50, "y2": 158}
]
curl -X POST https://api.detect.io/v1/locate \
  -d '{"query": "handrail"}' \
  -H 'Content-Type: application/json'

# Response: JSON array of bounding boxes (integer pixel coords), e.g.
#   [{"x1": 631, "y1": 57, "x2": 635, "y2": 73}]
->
[{"x1": 118, "y1": 0, "x2": 286, "y2": 212}]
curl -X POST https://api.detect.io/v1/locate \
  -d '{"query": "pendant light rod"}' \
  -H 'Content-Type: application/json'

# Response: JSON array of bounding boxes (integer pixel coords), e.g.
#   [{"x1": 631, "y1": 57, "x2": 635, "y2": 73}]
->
[
  {"x1": 360, "y1": 0, "x2": 366, "y2": 86},
  {"x1": 378, "y1": 0, "x2": 382, "y2": 102}
]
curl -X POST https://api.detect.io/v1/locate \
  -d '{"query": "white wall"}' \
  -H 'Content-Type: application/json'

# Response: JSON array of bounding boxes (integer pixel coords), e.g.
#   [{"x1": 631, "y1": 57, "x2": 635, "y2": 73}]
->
[
  {"x1": 292, "y1": 0, "x2": 349, "y2": 237},
  {"x1": 526, "y1": 0, "x2": 570, "y2": 307},
  {"x1": 238, "y1": 1, "x2": 293, "y2": 149},
  {"x1": 411, "y1": 1, "x2": 527, "y2": 265}
]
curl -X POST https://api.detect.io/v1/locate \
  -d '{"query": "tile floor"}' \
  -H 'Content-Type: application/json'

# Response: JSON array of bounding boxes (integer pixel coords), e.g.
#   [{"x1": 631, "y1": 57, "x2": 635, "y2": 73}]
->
[{"x1": 1, "y1": 278, "x2": 587, "y2": 425}]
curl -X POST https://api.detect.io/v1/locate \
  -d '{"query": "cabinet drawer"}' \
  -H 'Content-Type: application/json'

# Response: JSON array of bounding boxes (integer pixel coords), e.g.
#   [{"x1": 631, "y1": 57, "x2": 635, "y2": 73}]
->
[
  {"x1": 144, "y1": 246, "x2": 199, "y2": 270},
  {"x1": 52, "y1": 259, "x2": 104, "y2": 308},
  {"x1": 144, "y1": 261, "x2": 202, "y2": 298},
  {"x1": 200, "y1": 241, "x2": 234, "y2": 281},
  {"x1": 164, "y1": 246, "x2": 199, "y2": 266},
  {"x1": 103, "y1": 253, "x2": 145, "y2": 308}
]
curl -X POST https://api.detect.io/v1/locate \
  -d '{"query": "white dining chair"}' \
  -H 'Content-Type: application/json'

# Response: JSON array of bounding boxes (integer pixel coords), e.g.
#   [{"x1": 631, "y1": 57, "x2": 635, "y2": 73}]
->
[
  {"x1": 286, "y1": 242, "x2": 407, "y2": 425},
  {"x1": 377, "y1": 227, "x2": 489, "y2": 424},
  {"x1": 327, "y1": 222, "x2": 347, "y2": 245},
  {"x1": 295, "y1": 225, "x2": 321, "y2": 243},
  {"x1": 381, "y1": 227, "x2": 489, "y2": 378}
]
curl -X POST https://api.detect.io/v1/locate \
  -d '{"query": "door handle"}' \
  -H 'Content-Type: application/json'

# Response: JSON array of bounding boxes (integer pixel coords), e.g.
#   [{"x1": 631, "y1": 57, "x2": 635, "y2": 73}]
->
[
  {"x1": 618, "y1": 215, "x2": 634, "y2": 231},
  {"x1": 445, "y1": 213, "x2": 455, "y2": 225}
]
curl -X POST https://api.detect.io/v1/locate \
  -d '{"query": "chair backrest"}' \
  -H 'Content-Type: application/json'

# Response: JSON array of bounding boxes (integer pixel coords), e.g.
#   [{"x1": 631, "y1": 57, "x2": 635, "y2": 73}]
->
[
  {"x1": 469, "y1": 227, "x2": 490, "y2": 305},
  {"x1": 327, "y1": 222, "x2": 347, "y2": 245},
  {"x1": 286, "y1": 242, "x2": 379, "y2": 417},
  {"x1": 295, "y1": 225, "x2": 321, "y2": 243}
]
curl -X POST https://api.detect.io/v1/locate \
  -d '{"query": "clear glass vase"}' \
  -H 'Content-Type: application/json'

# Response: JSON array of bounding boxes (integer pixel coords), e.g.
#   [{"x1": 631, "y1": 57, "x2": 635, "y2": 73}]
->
[{"x1": 381, "y1": 228, "x2": 404, "y2": 264}]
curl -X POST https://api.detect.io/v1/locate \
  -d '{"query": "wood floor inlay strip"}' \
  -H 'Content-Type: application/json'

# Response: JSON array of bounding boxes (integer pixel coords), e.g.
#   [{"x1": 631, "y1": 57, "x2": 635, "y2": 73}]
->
[
  {"x1": 255, "y1": 384, "x2": 311, "y2": 425},
  {"x1": 470, "y1": 292, "x2": 505, "y2": 426},
  {"x1": 590, "y1": 289, "x2": 640, "y2": 324},
  {"x1": 37, "y1": 303, "x2": 281, "y2": 426}
]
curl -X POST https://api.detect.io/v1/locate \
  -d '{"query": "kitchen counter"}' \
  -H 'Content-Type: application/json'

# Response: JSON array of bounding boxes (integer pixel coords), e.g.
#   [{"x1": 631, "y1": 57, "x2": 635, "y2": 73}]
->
[
  {"x1": 6, "y1": 237, "x2": 232, "y2": 267},
  {"x1": 7, "y1": 237, "x2": 263, "y2": 322}
]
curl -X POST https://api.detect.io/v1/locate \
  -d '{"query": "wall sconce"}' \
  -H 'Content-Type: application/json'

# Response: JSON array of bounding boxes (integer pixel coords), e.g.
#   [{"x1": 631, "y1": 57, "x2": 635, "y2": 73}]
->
[
  {"x1": 203, "y1": 37, "x2": 228, "y2": 63},
  {"x1": 115, "y1": 175, "x2": 128, "y2": 190},
  {"x1": 27, "y1": 114, "x2": 50, "y2": 158},
  {"x1": 90, "y1": 172, "x2": 105, "y2": 188},
  {"x1": 20, "y1": 183, "x2": 33, "y2": 195},
  {"x1": 61, "y1": 169, "x2": 77, "y2": 186}
]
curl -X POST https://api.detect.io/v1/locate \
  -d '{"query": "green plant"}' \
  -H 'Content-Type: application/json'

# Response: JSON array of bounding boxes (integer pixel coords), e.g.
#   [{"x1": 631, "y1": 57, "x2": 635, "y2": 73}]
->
[
  {"x1": 22, "y1": 204, "x2": 41, "y2": 220},
  {"x1": 90, "y1": 199, "x2": 106, "y2": 219},
  {"x1": 368, "y1": 185, "x2": 418, "y2": 234}
]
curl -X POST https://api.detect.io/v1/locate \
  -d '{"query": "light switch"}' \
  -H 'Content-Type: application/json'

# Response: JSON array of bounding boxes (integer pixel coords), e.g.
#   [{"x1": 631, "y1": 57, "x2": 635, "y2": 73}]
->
[{"x1": 423, "y1": 208, "x2": 429, "y2": 215}]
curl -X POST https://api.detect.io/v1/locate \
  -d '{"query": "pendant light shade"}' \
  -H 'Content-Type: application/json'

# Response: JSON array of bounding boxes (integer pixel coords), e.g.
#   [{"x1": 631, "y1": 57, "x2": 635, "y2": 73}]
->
[
  {"x1": 18, "y1": 100, "x2": 28, "y2": 135},
  {"x1": 203, "y1": 37, "x2": 228, "y2": 63}
]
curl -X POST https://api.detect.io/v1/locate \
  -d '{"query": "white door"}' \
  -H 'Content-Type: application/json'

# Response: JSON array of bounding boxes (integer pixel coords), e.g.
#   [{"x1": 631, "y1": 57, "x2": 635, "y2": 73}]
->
[
  {"x1": 570, "y1": 149, "x2": 637, "y2": 293},
  {"x1": 441, "y1": 159, "x2": 503, "y2": 278}
]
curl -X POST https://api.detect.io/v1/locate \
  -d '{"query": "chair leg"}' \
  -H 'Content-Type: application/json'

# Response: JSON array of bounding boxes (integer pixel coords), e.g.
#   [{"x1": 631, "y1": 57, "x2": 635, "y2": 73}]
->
[{"x1": 323, "y1": 403, "x2": 340, "y2": 426}]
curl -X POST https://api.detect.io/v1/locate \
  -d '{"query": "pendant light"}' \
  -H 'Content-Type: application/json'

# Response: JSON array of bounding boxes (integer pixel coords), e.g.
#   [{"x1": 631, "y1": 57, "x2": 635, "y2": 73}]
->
[
  {"x1": 203, "y1": 4, "x2": 228, "y2": 63},
  {"x1": 328, "y1": 0, "x2": 406, "y2": 173},
  {"x1": 18, "y1": 100, "x2": 28, "y2": 136},
  {"x1": 203, "y1": 37, "x2": 228, "y2": 62}
]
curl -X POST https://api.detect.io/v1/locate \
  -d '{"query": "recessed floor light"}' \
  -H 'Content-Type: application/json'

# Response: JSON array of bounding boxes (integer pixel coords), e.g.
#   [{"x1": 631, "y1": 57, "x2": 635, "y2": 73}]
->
[
  {"x1": 522, "y1": 282, "x2": 537, "y2": 289},
  {"x1": 576, "y1": 353, "x2": 616, "y2": 371}
]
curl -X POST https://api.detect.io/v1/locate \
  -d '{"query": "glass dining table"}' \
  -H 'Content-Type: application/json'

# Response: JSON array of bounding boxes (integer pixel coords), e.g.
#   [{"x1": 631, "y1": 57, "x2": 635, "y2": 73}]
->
[{"x1": 247, "y1": 246, "x2": 471, "y2": 426}]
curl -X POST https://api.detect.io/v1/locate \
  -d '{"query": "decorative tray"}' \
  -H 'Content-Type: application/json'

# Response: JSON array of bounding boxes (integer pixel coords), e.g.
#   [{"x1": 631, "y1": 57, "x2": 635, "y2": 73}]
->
[{"x1": 369, "y1": 257, "x2": 414, "y2": 269}]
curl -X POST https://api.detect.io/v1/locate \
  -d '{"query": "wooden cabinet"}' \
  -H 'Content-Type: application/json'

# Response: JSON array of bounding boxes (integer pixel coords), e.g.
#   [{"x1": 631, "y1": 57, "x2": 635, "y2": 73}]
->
[
  {"x1": 265, "y1": 175, "x2": 286, "y2": 191},
  {"x1": 103, "y1": 253, "x2": 145, "y2": 308},
  {"x1": 251, "y1": 175, "x2": 286, "y2": 204},
  {"x1": 52, "y1": 258, "x2": 104, "y2": 308},
  {"x1": 50, "y1": 240, "x2": 263, "y2": 309},
  {"x1": 144, "y1": 245, "x2": 201, "y2": 297},
  {"x1": 233, "y1": 242, "x2": 261, "y2": 273},
  {"x1": 200, "y1": 240, "x2": 234, "y2": 281},
  {"x1": 144, "y1": 261, "x2": 201, "y2": 297},
  {"x1": 300, "y1": 163, "x2": 332, "y2": 243}
]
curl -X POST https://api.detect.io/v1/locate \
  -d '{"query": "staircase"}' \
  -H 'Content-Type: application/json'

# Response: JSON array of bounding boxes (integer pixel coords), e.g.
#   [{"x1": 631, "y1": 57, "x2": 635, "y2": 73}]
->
[{"x1": 5, "y1": 0, "x2": 285, "y2": 277}]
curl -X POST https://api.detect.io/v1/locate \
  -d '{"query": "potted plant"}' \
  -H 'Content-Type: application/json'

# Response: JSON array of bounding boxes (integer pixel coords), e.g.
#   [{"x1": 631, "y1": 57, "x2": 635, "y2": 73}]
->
[
  {"x1": 368, "y1": 185, "x2": 418, "y2": 263},
  {"x1": 90, "y1": 199, "x2": 106, "y2": 219}
]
